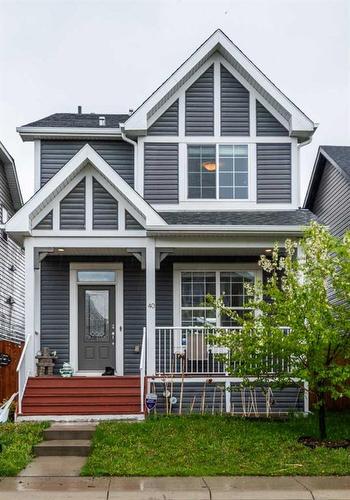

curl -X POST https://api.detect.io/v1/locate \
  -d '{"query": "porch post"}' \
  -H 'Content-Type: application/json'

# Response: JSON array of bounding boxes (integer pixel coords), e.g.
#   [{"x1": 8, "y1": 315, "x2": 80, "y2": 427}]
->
[
  {"x1": 145, "y1": 239, "x2": 156, "y2": 376},
  {"x1": 24, "y1": 239, "x2": 36, "y2": 376}
]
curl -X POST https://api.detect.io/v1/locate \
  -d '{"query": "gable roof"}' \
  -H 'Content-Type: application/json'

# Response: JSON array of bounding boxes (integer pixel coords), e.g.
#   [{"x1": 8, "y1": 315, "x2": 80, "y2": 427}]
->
[
  {"x1": 22, "y1": 113, "x2": 129, "y2": 128},
  {"x1": 6, "y1": 144, "x2": 166, "y2": 235},
  {"x1": 124, "y1": 29, "x2": 316, "y2": 140},
  {"x1": 0, "y1": 141, "x2": 23, "y2": 211},
  {"x1": 304, "y1": 146, "x2": 350, "y2": 208}
]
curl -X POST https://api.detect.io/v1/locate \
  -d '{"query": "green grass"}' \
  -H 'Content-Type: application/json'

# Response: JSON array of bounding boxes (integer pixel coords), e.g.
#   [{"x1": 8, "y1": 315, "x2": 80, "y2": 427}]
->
[
  {"x1": 82, "y1": 413, "x2": 350, "y2": 476},
  {"x1": 0, "y1": 422, "x2": 48, "y2": 476}
]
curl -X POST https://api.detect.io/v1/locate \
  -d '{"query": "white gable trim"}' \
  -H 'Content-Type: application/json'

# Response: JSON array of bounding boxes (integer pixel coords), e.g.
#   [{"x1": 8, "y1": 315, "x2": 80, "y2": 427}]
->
[
  {"x1": 6, "y1": 144, "x2": 166, "y2": 234},
  {"x1": 124, "y1": 29, "x2": 315, "y2": 137}
]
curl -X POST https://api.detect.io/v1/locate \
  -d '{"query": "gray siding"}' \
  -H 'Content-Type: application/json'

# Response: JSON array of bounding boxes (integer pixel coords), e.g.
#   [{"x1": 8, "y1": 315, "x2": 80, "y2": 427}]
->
[
  {"x1": 124, "y1": 258, "x2": 146, "y2": 374},
  {"x1": 60, "y1": 178, "x2": 86, "y2": 229},
  {"x1": 151, "y1": 381, "x2": 303, "y2": 414},
  {"x1": 125, "y1": 211, "x2": 144, "y2": 230},
  {"x1": 40, "y1": 257, "x2": 70, "y2": 370},
  {"x1": 40, "y1": 140, "x2": 134, "y2": 187},
  {"x1": 312, "y1": 160, "x2": 350, "y2": 237},
  {"x1": 34, "y1": 210, "x2": 53, "y2": 230},
  {"x1": 40, "y1": 256, "x2": 145, "y2": 374},
  {"x1": 144, "y1": 143, "x2": 179, "y2": 204},
  {"x1": 257, "y1": 143, "x2": 292, "y2": 203},
  {"x1": 256, "y1": 101, "x2": 289, "y2": 136},
  {"x1": 0, "y1": 160, "x2": 24, "y2": 342},
  {"x1": 92, "y1": 178, "x2": 118, "y2": 230},
  {"x1": 185, "y1": 65, "x2": 214, "y2": 136},
  {"x1": 148, "y1": 100, "x2": 178, "y2": 136},
  {"x1": 220, "y1": 64, "x2": 249, "y2": 136}
]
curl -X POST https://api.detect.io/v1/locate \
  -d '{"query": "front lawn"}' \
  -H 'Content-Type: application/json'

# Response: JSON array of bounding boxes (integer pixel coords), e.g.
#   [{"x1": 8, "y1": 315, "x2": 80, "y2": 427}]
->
[
  {"x1": 0, "y1": 422, "x2": 48, "y2": 476},
  {"x1": 82, "y1": 412, "x2": 350, "y2": 476}
]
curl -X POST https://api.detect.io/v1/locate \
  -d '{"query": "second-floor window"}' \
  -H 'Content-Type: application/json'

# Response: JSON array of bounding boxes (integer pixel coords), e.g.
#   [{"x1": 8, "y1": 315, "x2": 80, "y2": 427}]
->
[{"x1": 187, "y1": 144, "x2": 249, "y2": 200}]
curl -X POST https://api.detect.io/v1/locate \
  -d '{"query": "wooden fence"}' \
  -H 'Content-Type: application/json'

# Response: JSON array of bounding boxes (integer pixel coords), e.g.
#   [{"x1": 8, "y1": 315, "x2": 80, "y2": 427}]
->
[{"x1": 0, "y1": 340, "x2": 23, "y2": 402}]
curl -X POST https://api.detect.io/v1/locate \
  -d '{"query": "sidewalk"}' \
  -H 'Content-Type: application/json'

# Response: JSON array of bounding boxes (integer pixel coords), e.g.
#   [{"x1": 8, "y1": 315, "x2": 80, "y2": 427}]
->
[{"x1": 0, "y1": 476, "x2": 349, "y2": 500}]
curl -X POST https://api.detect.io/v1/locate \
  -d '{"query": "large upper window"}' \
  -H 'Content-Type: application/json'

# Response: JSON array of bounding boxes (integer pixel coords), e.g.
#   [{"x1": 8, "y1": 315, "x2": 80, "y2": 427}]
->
[{"x1": 187, "y1": 145, "x2": 248, "y2": 200}]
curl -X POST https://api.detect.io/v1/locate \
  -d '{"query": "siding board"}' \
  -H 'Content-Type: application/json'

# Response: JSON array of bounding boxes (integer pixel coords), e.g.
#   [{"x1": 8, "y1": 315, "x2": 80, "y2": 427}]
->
[
  {"x1": 256, "y1": 101, "x2": 289, "y2": 136},
  {"x1": 41, "y1": 140, "x2": 134, "y2": 187},
  {"x1": 125, "y1": 211, "x2": 144, "y2": 230},
  {"x1": 34, "y1": 210, "x2": 53, "y2": 230},
  {"x1": 144, "y1": 143, "x2": 179, "y2": 204},
  {"x1": 60, "y1": 178, "x2": 86, "y2": 230},
  {"x1": 185, "y1": 65, "x2": 214, "y2": 136},
  {"x1": 220, "y1": 65, "x2": 249, "y2": 136},
  {"x1": 148, "y1": 100, "x2": 178, "y2": 136},
  {"x1": 257, "y1": 143, "x2": 292, "y2": 203},
  {"x1": 92, "y1": 178, "x2": 118, "y2": 230}
]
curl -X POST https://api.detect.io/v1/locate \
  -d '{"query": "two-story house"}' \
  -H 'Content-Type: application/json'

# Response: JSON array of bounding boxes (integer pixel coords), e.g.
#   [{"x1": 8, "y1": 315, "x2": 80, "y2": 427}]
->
[{"x1": 7, "y1": 30, "x2": 318, "y2": 420}]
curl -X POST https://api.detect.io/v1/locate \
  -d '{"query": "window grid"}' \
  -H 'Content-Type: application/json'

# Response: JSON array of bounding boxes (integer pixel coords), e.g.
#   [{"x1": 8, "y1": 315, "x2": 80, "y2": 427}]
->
[{"x1": 187, "y1": 144, "x2": 249, "y2": 200}]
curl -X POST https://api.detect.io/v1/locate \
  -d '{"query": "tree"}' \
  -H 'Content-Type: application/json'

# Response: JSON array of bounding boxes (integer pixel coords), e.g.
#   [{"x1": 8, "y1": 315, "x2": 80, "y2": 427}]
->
[{"x1": 207, "y1": 223, "x2": 350, "y2": 439}]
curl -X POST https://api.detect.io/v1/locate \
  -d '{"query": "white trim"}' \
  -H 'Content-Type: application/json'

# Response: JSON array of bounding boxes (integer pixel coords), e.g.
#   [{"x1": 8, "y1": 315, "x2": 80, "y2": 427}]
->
[
  {"x1": 16, "y1": 413, "x2": 144, "y2": 422},
  {"x1": 69, "y1": 262, "x2": 124, "y2": 375},
  {"x1": 6, "y1": 144, "x2": 166, "y2": 234},
  {"x1": 17, "y1": 127, "x2": 122, "y2": 142},
  {"x1": 85, "y1": 173, "x2": 93, "y2": 231},
  {"x1": 124, "y1": 29, "x2": 315, "y2": 135},
  {"x1": 178, "y1": 94, "x2": 185, "y2": 137},
  {"x1": 146, "y1": 240, "x2": 156, "y2": 376},
  {"x1": 214, "y1": 57, "x2": 221, "y2": 136},
  {"x1": 173, "y1": 263, "x2": 262, "y2": 329},
  {"x1": 34, "y1": 140, "x2": 41, "y2": 192},
  {"x1": 141, "y1": 136, "x2": 294, "y2": 144}
]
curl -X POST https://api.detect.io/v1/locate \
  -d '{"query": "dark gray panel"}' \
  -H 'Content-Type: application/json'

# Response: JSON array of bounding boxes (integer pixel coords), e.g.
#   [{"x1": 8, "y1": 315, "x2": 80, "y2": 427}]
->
[
  {"x1": 125, "y1": 211, "x2": 144, "y2": 230},
  {"x1": 34, "y1": 210, "x2": 53, "y2": 230},
  {"x1": 312, "y1": 160, "x2": 350, "y2": 238},
  {"x1": 0, "y1": 160, "x2": 15, "y2": 219},
  {"x1": 144, "y1": 143, "x2": 179, "y2": 204},
  {"x1": 185, "y1": 65, "x2": 214, "y2": 136},
  {"x1": 220, "y1": 65, "x2": 249, "y2": 136},
  {"x1": 40, "y1": 257, "x2": 70, "y2": 371},
  {"x1": 159, "y1": 209, "x2": 317, "y2": 226},
  {"x1": 124, "y1": 258, "x2": 146, "y2": 374},
  {"x1": 257, "y1": 143, "x2": 292, "y2": 203},
  {"x1": 256, "y1": 101, "x2": 289, "y2": 136},
  {"x1": 60, "y1": 178, "x2": 86, "y2": 229},
  {"x1": 92, "y1": 178, "x2": 118, "y2": 230},
  {"x1": 41, "y1": 140, "x2": 134, "y2": 187},
  {"x1": 151, "y1": 382, "x2": 303, "y2": 414},
  {"x1": 148, "y1": 100, "x2": 178, "y2": 136}
]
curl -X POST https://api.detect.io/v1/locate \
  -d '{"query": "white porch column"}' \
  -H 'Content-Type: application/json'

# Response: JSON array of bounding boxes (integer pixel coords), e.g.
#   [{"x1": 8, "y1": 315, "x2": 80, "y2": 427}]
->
[
  {"x1": 146, "y1": 239, "x2": 156, "y2": 376},
  {"x1": 24, "y1": 239, "x2": 36, "y2": 376}
]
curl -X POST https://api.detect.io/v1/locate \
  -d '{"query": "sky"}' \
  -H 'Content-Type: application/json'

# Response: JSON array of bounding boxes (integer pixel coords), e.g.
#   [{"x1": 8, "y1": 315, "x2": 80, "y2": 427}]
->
[{"x1": 0, "y1": 0, "x2": 349, "y2": 202}]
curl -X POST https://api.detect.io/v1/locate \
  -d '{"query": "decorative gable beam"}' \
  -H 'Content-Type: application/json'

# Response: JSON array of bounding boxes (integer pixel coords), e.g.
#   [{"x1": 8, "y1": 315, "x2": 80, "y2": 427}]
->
[
  {"x1": 127, "y1": 248, "x2": 146, "y2": 270},
  {"x1": 155, "y1": 248, "x2": 174, "y2": 269}
]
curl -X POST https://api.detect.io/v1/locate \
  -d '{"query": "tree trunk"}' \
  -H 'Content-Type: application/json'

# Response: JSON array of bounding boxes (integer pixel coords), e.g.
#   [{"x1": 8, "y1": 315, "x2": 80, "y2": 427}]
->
[{"x1": 318, "y1": 401, "x2": 327, "y2": 440}]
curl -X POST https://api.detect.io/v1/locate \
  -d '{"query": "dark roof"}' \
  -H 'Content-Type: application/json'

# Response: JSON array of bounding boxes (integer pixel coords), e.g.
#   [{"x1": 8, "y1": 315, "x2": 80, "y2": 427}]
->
[
  {"x1": 304, "y1": 146, "x2": 350, "y2": 208},
  {"x1": 0, "y1": 142, "x2": 23, "y2": 210},
  {"x1": 159, "y1": 210, "x2": 317, "y2": 226},
  {"x1": 21, "y1": 113, "x2": 130, "y2": 128}
]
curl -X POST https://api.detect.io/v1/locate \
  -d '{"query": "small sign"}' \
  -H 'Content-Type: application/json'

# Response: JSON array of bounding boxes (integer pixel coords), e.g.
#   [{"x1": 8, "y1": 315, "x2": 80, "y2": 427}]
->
[
  {"x1": 0, "y1": 353, "x2": 11, "y2": 367},
  {"x1": 145, "y1": 392, "x2": 157, "y2": 411}
]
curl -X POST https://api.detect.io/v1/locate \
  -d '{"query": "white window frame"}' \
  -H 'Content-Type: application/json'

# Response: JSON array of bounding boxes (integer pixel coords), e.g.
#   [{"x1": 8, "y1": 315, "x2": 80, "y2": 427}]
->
[
  {"x1": 69, "y1": 262, "x2": 124, "y2": 376},
  {"x1": 186, "y1": 143, "x2": 251, "y2": 201},
  {"x1": 173, "y1": 263, "x2": 262, "y2": 328}
]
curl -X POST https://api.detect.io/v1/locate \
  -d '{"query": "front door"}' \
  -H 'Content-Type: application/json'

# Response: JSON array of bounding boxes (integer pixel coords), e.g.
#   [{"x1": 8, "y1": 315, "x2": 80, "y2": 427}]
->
[{"x1": 78, "y1": 285, "x2": 115, "y2": 371}]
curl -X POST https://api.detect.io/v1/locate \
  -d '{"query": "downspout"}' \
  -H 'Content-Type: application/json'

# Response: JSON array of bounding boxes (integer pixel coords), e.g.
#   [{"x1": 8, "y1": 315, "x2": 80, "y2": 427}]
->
[
  {"x1": 297, "y1": 135, "x2": 314, "y2": 208},
  {"x1": 120, "y1": 124, "x2": 138, "y2": 192}
]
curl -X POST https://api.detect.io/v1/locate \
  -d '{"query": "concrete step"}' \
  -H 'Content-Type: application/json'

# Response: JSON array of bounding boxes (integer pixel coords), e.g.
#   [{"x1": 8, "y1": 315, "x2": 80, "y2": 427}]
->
[
  {"x1": 33, "y1": 439, "x2": 91, "y2": 457},
  {"x1": 43, "y1": 424, "x2": 96, "y2": 441}
]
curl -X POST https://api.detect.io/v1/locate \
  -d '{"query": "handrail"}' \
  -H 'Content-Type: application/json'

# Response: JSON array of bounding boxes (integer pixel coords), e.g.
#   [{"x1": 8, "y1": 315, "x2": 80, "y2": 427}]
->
[
  {"x1": 16, "y1": 332, "x2": 32, "y2": 373},
  {"x1": 16, "y1": 332, "x2": 34, "y2": 415},
  {"x1": 139, "y1": 327, "x2": 146, "y2": 413}
]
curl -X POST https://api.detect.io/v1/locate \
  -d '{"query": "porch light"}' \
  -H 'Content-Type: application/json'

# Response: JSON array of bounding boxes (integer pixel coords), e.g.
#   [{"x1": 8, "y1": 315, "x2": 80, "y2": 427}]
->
[
  {"x1": 202, "y1": 161, "x2": 216, "y2": 172},
  {"x1": 265, "y1": 249, "x2": 272, "y2": 253},
  {"x1": 57, "y1": 248, "x2": 65, "y2": 252}
]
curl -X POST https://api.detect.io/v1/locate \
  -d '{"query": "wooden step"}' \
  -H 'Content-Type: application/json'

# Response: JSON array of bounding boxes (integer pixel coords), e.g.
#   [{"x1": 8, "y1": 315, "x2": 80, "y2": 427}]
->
[{"x1": 23, "y1": 395, "x2": 140, "y2": 405}]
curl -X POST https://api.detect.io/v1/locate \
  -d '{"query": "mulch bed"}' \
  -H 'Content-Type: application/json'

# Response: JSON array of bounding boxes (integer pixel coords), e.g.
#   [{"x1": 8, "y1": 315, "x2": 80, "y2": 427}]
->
[{"x1": 298, "y1": 436, "x2": 350, "y2": 449}]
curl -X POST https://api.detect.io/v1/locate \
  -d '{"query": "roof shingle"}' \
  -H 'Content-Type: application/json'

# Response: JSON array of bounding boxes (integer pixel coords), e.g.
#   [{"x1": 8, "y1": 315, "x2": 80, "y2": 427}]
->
[{"x1": 22, "y1": 113, "x2": 129, "y2": 128}]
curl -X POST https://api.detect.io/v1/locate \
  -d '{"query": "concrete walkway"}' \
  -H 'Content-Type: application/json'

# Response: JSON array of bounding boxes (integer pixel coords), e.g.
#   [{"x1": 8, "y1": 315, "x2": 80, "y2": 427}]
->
[{"x1": 0, "y1": 476, "x2": 349, "y2": 499}]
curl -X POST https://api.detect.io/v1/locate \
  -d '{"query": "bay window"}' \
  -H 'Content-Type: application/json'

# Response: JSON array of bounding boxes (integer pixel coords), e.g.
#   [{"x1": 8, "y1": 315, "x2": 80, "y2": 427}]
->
[{"x1": 187, "y1": 144, "x2": 249, "y2": 200}]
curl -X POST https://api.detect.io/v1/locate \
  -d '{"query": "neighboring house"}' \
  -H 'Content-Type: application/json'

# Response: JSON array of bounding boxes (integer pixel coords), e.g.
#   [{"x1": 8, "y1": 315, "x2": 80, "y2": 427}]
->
[
  {"x1": 7, "y1": 30, "x2": 318, "y2": 420},
  {"x1": 0, "y1": 142, "x2": 24, "y2": 344},
  {"x1": 304, "y1": 146, "x2": 350, "y2": 237}
]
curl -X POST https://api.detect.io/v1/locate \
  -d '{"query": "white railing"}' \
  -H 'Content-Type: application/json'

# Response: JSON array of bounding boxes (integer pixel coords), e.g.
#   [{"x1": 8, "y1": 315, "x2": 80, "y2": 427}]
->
[
  {"x1": 16, "y1": 332, "x2": 34, "y2": 415},
  {"x1": 155, "y1": 326, "x2": 291, "y2": 376},
  {"x1": 139, "y1": 327, "x2": 146, "y2": 412}
]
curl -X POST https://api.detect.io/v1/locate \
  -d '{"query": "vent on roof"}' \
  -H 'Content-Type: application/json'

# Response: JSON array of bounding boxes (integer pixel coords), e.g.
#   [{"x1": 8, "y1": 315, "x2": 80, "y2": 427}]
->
[
  {"x1": 128, "y1": 109, "x2": 134, "y2": 115},
  {"x1": 77, "y1": 105, "x2": 82, "y2": 114},
  {"x1": 99, "y1": 116, "x2": 106, "y2": 126}
]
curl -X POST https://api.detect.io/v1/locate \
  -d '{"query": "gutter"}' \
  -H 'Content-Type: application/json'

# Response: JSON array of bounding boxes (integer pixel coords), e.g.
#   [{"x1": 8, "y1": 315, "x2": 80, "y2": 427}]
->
[
  {"x1": 120, "y1": 123, "x2": 138, "y2": 188},
  {"x1": 146, "y1": 225, "x2": 308, "y2": 236},
  {"x1": 17, "y1": 126, "x2": 122, "y2": 141}
]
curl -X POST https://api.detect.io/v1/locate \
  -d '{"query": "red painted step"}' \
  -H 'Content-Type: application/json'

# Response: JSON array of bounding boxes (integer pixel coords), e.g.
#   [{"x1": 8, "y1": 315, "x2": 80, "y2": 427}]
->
[{"x1": 21, "y1": 376, "x2": 142, "y2": 416}]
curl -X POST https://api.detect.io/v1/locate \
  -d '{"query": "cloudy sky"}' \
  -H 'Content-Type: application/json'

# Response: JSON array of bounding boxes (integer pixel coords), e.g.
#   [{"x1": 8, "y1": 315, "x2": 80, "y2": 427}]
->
[{"x1": 1, "y1": 0, "x2": 349, "y2": 202}]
